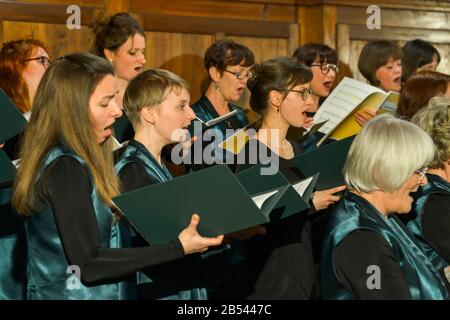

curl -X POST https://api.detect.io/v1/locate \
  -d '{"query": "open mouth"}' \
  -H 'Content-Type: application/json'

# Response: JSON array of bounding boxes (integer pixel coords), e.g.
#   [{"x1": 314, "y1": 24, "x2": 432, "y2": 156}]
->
[
  {"x1": 323, "y1": 81, "x2": 333, "y2": 90},
  {"x1": 134, "y1": 66, "x2": 143, "y2": 73},
  {"x1": 393, "y1": 77, "x2": 401, "y2": 86}
]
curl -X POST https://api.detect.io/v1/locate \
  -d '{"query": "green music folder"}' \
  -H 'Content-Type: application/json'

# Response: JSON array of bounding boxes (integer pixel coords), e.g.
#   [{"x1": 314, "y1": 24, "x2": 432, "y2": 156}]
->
[
  {"x1": 112, "y1": 164, "x2": 289, "y2": 245},
  {"x1": 236, "y1": 164, "x2": 319, "y2": 220},
  {"x1": 0, "y1": 89, "x2": 27, "y2": 143},
  {"x1": 291, "y1": 135, "x2": 355, "y2": 190},
  {"x1": 0, "y1": 150, "x2": 16, "y2": 187}
]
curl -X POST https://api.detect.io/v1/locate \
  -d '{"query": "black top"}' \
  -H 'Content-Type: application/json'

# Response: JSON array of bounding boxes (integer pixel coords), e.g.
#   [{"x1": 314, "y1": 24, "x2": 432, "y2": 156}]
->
[
  {"x1": 334, "y1": 229, "x2": 412, "y2": 299},
  {"x1": 43, "y1": 156, "x2": 184, "y2": 284},
  {"x1": 422, "y1": 193, "x2": 450, "y2": 263},
  {"x1": 236, "y1": 139, "x2": 316, "y2": 299}
]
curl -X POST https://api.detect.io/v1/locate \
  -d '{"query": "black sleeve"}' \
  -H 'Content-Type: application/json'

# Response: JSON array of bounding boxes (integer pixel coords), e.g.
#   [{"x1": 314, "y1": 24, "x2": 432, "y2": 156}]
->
[
  {"x1": 118, "y1": 161, "x2": 154, "y2": 193},
  {"x1": 421, "y1": 194, "x2": 450, "y2": 263},
  {"x1": 333, "y1": 230, "x2": 411, "y2": 299},
  {"x1": 45, "y1": 157, "x2": 185, "y2": 285}
]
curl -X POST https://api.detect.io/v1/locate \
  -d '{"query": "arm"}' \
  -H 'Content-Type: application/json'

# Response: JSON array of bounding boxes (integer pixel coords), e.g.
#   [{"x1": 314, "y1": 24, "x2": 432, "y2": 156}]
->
[
  {"x1": 118, "y1": 161, "x2": 154, "y2": 192},
  {"x1": 421, "y1": 194, "x2": 450, "y2": 263},
  {"x1": 333, "y1": 229, "x2": 411, "y2": 299},
  {"x1": 46, "y1": 157, "x2": 185, "y2": 284}
]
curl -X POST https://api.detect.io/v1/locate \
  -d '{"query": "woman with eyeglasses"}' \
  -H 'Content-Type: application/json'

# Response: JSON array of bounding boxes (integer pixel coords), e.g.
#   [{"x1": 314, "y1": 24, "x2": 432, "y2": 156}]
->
[
  {"x1": 188, "y1": 40, "x2": 254, "y2": 171},
  {"x1": 321, "y1": 114, "x2": 449, "y2": 300},
  {"x1": 0, "y1": 39, "x2": 50, "y2": 300},
  {"x1": 404, "y1": 97, "x2": 450, "y2": 279},
  {"x1": 235, "y1": 57, "x2": 345, "y2": 299},
  {"x1": 0, "y1": 39, "x2": 51, "y2": 158}
]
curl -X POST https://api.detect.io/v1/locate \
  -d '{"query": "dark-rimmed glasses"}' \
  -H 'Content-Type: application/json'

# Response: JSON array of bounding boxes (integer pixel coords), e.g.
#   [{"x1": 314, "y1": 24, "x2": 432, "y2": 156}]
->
[
  {"x1": 23, "y1": 56, "x2": 51, "y2": 69},
  {"x1": 223, "y1": 69, "x2": 254, "y2": 80},
  {"x1": 310, "y1": 63, "x2": 339, "y2": 75},
  {"x1": 285, "y1": 88, "x2": 313, "y2": 101}
]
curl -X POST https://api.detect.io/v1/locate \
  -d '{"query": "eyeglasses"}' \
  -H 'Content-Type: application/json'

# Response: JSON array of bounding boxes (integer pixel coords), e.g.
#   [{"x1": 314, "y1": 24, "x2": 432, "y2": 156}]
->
[
  {"x1": 23, "y1": 56, "x2": 51, "y2": 69},
  {"x1": 310, "y1": 63, "x2": 339, "y2": 75},
  {"x1": 414, "y1": 167, "x2": 429, "y2": 181},
  {"x1": 223, "y1": 69, "x2": 254, "y2": 80},
  {"x1": 285, "y1": 88, "x2": 313, "y2": 101}
]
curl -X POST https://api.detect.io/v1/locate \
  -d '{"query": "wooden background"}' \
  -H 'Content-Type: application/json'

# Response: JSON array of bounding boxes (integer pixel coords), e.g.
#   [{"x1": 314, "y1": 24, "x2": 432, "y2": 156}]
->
[{"x1": 1, "y1": 0, "x2": 449, "y2": 109}]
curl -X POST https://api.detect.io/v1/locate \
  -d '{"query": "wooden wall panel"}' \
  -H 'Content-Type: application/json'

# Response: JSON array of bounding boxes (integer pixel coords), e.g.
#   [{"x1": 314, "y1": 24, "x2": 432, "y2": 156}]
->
[
  {"x1": 145, "y1": 31, "x2": 213, "y2": 103},
  {"x1": 1, "y1": 21, "x2": 94, "y2": 59}
]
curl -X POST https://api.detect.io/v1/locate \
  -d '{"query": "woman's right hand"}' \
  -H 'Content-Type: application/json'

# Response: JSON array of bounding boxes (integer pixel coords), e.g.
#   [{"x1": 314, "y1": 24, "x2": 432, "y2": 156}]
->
[
  {"x1": 354, "y1": 108, "x2": 377, "y2": 127},
  {"x1": 178, "y1": 213, "x2": 224, "y2": 255},
  {"x1": 312, "y1": 185, "x2": 346, "y2": 211}
]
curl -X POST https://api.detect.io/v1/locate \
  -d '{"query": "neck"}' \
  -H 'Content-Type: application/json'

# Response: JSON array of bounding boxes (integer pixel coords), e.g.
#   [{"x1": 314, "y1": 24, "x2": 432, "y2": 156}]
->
[
  {"x1": 134, "y1": 126, "x2": 168, "y2": 165},
  {"x1": 257, "y1": 111, "x2": 290, "y2": 156},
  {"x1": 428, "y1": 164, "x2": 450, "y2": 183},
  {"x1": 205, "y1": 83, "x2": 229, "y2": 112},
  {"x1": 355, "y1": 191, "x2": 389, "y2": 217},
  {"x1": 115, "y1": 77, "x2": 129, "y2": 109}
]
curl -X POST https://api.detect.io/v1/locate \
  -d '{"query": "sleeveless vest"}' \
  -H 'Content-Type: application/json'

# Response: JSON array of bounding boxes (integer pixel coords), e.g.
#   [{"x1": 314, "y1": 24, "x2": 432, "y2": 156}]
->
[
  {"x1": 321, "y1": 192, "x2": 449, "y2": 300},
  {"x1": 26, "y1": 147, "x2": 135, "y2": 300},
  {"x1": 407, "y1": 174, "x2": 450, "y2": 272}
]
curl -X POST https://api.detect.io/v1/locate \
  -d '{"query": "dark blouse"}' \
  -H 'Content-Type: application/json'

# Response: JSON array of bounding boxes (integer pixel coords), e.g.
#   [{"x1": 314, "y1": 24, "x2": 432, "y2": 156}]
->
[
  {"x1": 42, "y1": 156, "x2": 184, "y2": 284},
  {"x1": 235, "y1": 139, "x2": 316, "y2": 299}
]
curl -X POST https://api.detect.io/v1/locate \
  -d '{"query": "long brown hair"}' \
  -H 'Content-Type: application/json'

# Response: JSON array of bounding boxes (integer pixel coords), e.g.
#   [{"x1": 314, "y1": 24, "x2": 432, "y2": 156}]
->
[
  {"x1": 0, "y1": 39, "x2": 46, "y2": 113},
  {"x1": 13, "y1": 52, "x2": 120, "y2": 215},
  {"x1": 397, "y1": 71, "x2": 450, "y2": 120}
]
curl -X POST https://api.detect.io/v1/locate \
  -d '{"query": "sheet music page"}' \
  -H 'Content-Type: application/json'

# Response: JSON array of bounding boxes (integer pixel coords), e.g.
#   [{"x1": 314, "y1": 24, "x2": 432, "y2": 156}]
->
[
  {"x1": 205, "y1": 109, "x2": 239, "y2": 126},
  {"x1": 313, "y1": 77, "x2": 383, "y2": 135},
  {"x1": 292, "y1": 176, "x2": 314, "y2": 197},
  {"x1": 251, "y1": 190, "x2": 278, "y2": 209}
]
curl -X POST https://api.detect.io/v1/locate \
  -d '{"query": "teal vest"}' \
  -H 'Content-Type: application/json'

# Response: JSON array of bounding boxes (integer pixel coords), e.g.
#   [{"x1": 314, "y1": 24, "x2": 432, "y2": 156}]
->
[
  {"x1": 115, "y1": 140, "x2": 207, "y2": 300},
  {"x1": 321, "y1": 192, "x2": 449, "y2": 300},
  {"x1": 407, "y1": 174, "x2": 450, "y2": 272},
  {"x1": 26, "y1": 147, "x2": 135, "y2": 300},
  {"x1": 0, "y1": 186, "x2": 26, "y2": 300}
]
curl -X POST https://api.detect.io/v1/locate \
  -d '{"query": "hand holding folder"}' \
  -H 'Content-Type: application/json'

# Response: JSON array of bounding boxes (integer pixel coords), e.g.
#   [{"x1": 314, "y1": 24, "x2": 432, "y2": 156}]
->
[{"x1": 112, "y1": 165, "x2": 290, "y2": 245}]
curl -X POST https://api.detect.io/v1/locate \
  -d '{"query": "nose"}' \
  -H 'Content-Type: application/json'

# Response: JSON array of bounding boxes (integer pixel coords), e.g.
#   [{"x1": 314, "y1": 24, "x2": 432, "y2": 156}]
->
[
  {"x1": 138, "y1": 51, "x2": 146, "y2": 65},
  {"x1": 186, "y1": 105, "x2": 196, "y2": 122},
  {"x1": 111, "y1": 98, "x2": 123, "y2": 119}
]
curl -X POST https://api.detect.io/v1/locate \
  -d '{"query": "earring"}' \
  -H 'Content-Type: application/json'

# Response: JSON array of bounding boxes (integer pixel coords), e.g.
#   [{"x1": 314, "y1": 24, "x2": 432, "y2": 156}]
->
[
  {"x1": 215, "y1": 82, "x2": 220, "y2": 91},
  {"x1": 277, "y1": 107, "x2": 280, "y2": 113}
]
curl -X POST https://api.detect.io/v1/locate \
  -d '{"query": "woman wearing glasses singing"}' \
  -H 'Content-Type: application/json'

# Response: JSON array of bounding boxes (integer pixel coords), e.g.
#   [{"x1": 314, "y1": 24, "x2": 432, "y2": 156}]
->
[
  {"x1": 0, "y1": 39, "x2": 50, "y2": 158},
  {"x1": 0, "y1": 39, "x2": 50, "y2": 300},
  {"x1": 235, "y1": 57, "x2": 345, "y2": 299},
  {"x1": 321, "y1": 114, "x2": 449, "y2": 300},
  {"x1": 405, "y1": 97, "x2": 450, "y2": 279},
  {"x1": 188, "y1": 40, "x2": 254, "y2": 171}
]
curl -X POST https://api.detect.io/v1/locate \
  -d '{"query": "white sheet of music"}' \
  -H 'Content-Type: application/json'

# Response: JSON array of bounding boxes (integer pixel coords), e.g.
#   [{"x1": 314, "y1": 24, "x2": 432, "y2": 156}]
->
[{"x1": 313, "y1": 77, "x2": 383, "y2": 135}]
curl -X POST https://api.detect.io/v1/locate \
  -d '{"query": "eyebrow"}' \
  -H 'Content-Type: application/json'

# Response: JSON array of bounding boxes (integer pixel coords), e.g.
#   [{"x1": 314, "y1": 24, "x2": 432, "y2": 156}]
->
[{"x1": 101, "y1": 90, "x2": 119, "y2": 100}]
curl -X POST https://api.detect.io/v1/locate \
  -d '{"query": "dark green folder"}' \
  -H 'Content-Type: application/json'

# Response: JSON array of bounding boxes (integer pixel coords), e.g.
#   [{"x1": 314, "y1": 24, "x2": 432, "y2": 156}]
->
[
  {"x1": 0, "y1": 89, "x2": 27, "y2": 143},
  {"x1": 291, "y1": 135, "x2": 355, "y2": 190},
  {"x1": 0, "y1": 150, "x2": 16, "y2": 187},
  {"x1": 112, "y1": 164, "x2": 289, "y2": 245},
  {"x1": 236, "y1": 164, "x2": 319, "y2": 220},
  {"x1": 114, "y1": 113, "x2": 135, "y2": 143}
]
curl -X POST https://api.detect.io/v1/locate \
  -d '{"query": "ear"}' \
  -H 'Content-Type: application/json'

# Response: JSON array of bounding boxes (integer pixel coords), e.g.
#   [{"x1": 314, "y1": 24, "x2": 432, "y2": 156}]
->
[
  {"x1": 269, "y1": 90, "x2": 283, "y2": 108},
  {"x1": 140, "y1": 106, "x2": 157, "y2": 125},
  {"x1": 208, "y1": 66, "x2": 221, "y2": 83},
  {"x1": 104, "y1": 48, "x2": 115, "y2": 63}
]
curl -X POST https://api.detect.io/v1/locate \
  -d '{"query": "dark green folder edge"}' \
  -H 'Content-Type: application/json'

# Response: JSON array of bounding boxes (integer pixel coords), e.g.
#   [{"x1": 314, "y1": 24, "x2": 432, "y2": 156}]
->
[
  {"x1": 112, "y1": 164, "x2": 289, "y2": 245},
  {"x1": 0, "y1": 89, "x2": 27, "y2": 143},
  {"x1": 291, "y1": 135, "x2": 355, "y2": 190},
  {"x1": 0, "y1": 150, "x2": 16, "y2": 187}
]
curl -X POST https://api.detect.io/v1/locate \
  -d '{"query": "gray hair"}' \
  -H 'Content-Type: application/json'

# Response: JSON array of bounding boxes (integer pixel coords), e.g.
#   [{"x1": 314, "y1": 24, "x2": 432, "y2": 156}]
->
[{"x1": 344, "y1": 114, "x2": 435, "y2": 193}]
